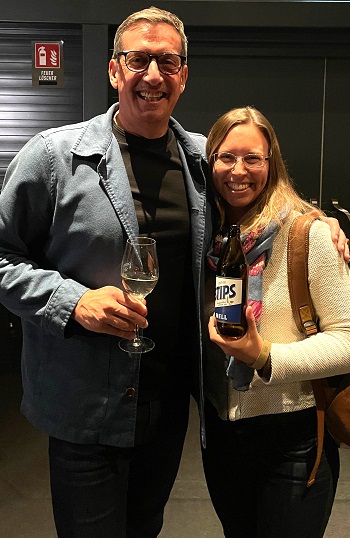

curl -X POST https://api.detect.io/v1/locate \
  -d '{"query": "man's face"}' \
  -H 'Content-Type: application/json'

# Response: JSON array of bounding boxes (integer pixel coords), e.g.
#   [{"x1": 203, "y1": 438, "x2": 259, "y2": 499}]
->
[{"x1": 109, "y1": 22, "x2": 188, "y2": 139}]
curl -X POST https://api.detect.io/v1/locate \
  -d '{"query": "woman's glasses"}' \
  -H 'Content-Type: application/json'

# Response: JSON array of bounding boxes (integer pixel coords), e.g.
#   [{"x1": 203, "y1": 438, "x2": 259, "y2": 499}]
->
[{"x1": 213, "y1": 152, "x2": 270, "y2": 170}]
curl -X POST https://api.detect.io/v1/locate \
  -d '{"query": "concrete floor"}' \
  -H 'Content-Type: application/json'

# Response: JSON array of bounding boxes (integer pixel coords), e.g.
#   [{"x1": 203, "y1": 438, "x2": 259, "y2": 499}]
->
[{"x1": 1, "y1": 371, "x2": 350, "y2": 537}]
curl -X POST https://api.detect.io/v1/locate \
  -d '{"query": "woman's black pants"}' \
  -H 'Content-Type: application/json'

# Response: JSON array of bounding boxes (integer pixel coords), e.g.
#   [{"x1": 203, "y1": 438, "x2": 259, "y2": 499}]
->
[{"x1": 202, "y1": 399, "x2": 340, "y2": 538}]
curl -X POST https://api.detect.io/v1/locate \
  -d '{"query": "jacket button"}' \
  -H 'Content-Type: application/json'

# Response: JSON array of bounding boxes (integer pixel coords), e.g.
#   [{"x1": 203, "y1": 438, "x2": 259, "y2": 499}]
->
[{"x1": 125, "y1": 387, "x2": 136, "y2": 398}]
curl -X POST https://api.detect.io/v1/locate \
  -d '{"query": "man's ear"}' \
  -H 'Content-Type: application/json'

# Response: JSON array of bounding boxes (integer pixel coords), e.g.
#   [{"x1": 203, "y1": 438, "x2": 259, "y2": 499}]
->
[
  {"x1": 180, "y1": 65, "x2": 188, "y2": 94},
  {"x1": 109, "y1": 59, "x2": 119, "y2": 89}
]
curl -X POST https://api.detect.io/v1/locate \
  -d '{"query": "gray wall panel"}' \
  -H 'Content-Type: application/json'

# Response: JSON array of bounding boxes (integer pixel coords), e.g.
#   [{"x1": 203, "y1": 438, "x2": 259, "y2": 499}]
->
[{"x1": 0, "y1": 24, "x2": 83, "y2": 186}]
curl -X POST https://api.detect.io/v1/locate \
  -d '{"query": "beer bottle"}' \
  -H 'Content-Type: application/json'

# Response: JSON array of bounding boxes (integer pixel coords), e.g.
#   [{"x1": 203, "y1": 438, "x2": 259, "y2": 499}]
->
[{"x1": 214, "y1": 224, "x2": 249, "y2": 337}]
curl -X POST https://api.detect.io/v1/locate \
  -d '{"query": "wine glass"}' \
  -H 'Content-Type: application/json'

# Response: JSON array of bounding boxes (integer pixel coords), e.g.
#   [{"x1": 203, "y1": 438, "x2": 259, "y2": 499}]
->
[{"x1": 118, "y1": 237, "x2": 159, "y2": 353}]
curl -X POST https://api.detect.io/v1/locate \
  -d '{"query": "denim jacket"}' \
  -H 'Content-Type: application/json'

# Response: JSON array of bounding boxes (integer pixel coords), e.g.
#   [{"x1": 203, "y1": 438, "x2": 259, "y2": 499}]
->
[{"x1": 0, "y1": 104, "x2": 212, "y2": 447}]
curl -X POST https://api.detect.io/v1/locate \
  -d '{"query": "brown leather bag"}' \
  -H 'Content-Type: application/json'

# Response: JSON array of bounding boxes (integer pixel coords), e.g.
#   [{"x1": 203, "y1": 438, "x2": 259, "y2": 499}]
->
[{"x1": 287, "y1": 214, "x2": 350, "y2": 487}]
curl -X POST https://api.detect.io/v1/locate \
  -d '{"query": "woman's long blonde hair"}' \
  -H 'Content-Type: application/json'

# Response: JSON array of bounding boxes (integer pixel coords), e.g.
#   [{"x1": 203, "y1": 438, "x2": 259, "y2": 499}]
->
[{"x1": 206, "y1": 106, "x2": 318, "y2": 233}]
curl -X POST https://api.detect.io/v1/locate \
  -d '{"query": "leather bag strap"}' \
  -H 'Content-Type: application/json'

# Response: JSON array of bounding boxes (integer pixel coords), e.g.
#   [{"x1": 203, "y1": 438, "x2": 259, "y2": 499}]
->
[
  {"x1": 287, "y1": 215, "x2": 318, "y2": 337},
  {"x1": 308, "y1": 379, "x2": 327, "y2": 487},
  {"x1": 287, "y1": 214, "x2": 325, "y2": 487}
]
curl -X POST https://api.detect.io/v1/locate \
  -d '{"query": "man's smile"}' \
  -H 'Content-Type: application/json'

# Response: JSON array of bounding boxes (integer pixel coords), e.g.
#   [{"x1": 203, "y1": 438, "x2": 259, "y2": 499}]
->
[{"x1": 137, "y1": 90, "x2": 165, "y2": 101}]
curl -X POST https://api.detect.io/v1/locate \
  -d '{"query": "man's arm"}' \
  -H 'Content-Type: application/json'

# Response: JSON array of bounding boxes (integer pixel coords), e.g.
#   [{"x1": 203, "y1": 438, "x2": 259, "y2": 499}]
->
[{"x1": 309, "y1": 209, "x2": 350, "y2": 262}]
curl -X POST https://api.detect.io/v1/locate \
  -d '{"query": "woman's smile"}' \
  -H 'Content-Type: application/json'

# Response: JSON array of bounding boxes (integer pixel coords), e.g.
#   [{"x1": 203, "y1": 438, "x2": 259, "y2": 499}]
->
[{"x1": 226, "y1": 181, "x2": 251, "y2": 192}]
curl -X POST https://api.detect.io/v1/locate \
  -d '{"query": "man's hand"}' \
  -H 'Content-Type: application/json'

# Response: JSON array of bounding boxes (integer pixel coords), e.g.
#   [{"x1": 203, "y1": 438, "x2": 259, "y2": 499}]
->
[
  {"x1": 72, "y1": 286, "x2": 148, "y2": 338},
  {"x1": 310, "y1": 209, "x2": 350, "y2": 262}
]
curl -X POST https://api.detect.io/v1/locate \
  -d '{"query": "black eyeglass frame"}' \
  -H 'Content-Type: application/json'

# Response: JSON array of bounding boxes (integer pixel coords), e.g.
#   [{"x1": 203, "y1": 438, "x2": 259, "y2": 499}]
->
[{"x1": 116, "y1": 50, "x2": 187, "y2": 75}]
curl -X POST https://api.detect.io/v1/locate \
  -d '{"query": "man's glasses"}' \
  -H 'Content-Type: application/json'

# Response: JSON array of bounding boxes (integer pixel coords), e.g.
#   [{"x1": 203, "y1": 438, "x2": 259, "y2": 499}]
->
[
  {"x1": 213, "y1": 152, "x2": 270, "y2": 170},
  {"x1": 117, "y1": 51, "x2": 186, "y2": 75}
]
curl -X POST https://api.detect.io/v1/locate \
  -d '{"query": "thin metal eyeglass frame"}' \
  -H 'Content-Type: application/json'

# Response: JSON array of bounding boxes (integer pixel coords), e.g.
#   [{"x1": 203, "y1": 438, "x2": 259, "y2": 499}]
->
[
  {"x1": 213, "y1": 152, "x2": 271, "y2": 170},
  {"x1": 116, "y1": 51, "x2": 187, "y2": 75}
]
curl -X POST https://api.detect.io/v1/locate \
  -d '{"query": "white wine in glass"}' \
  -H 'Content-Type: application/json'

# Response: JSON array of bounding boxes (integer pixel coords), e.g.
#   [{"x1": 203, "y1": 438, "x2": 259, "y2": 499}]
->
[{"x1": 119, "y1": 237, "x2": 159, "y2": 353}]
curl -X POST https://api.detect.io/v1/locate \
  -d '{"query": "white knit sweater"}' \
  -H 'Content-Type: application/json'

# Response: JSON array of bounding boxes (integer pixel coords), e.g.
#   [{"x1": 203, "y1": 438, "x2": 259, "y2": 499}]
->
[{"x1": 204, "y1": 213, "x2": 350, "y2": 421}]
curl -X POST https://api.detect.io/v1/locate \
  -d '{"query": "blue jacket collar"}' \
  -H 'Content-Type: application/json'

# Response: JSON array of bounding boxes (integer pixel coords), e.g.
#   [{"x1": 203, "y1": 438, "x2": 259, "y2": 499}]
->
[{"x1": 71, "y1": 104, "x2": 206, "y2": 161}]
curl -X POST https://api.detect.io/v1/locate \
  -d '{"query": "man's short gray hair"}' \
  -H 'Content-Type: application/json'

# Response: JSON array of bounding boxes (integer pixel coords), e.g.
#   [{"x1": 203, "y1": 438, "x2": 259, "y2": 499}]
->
[{"x1": 112, "y1": 6, "x2": 188, "y2": 60}]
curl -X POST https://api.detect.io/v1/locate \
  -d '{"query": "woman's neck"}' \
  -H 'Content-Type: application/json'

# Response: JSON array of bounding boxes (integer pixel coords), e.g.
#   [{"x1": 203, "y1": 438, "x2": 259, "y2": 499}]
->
[{"x1": 226, "y1": 204, "x2": 248, "y2": 225}]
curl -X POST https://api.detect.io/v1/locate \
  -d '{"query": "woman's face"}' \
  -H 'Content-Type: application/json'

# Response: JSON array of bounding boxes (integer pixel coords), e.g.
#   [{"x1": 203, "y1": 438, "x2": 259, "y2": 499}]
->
[{"x1": 212, "y1": 122, "x2": 270, "y2": 222}]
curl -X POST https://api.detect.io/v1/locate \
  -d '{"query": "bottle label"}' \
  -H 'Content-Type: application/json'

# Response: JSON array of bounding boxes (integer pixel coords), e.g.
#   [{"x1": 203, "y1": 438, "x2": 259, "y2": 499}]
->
[{"x1": 214, "y1": 277, "x2": 243, "y2": 324}]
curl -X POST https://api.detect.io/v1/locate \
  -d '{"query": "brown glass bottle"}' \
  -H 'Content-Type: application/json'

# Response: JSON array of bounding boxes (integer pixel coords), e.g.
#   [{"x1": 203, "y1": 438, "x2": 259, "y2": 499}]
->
[{"x1": 214, "y1": 224, "x2": 249, "y2": 337}]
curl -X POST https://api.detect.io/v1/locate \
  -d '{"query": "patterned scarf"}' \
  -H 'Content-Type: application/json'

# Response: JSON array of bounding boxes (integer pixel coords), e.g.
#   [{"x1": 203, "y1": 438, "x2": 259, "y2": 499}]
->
[{"x1": 207, "y1": 220, "x2": 280, "y2": 391}]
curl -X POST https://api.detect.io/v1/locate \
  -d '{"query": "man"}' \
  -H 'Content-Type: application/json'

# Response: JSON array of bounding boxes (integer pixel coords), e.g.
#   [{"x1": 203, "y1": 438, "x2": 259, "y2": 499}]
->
[
  {"x1": 0, "y1": 6, "x2": 211, "y2": 537},
  {"x1": 0, "y1": 6, "x2": 347, "y2": 538}
]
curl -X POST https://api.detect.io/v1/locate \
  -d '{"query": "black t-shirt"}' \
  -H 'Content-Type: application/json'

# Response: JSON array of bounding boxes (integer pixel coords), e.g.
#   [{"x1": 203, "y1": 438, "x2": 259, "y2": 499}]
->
[{"x1": 113, "y1": 122, "x2": 196, "y2": 401}]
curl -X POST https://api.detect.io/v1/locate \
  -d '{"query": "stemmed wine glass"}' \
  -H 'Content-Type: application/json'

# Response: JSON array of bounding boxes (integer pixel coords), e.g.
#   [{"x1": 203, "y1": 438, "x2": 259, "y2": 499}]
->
[{"x1": 118, "y1": 237, "x2": 159, "y2": 353}]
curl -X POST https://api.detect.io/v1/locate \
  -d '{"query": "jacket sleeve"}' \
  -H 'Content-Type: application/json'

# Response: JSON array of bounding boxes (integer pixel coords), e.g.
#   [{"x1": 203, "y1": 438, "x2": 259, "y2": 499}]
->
[
  {"x1": 268, "y1": 219, "x2": 350, "y2": 383},
  {"x1": 0, "y1": 135, "x2": 88, "y2": 337}
]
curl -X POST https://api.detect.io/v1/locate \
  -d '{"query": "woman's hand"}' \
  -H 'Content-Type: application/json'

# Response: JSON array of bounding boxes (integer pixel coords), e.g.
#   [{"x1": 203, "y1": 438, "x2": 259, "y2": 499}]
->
[
  {"x1": 310, "y1": 209, "x2": 350, "y2": 262},
  {"x1": 208, "y1": 306, "x2": 264, "y2": 365}
]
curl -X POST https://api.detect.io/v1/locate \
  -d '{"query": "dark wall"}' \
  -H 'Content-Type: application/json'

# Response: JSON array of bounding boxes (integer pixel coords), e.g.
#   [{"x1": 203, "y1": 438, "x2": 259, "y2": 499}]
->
[
  {"x1": 2, "y1": 1, "x2": 350, "y2": 28},
  {"x1": 0, "y1": 305, "x2": 21, "y2": 374},
  {"x1": 0, "y1": 0, "x2": 350, "y2": 118},
  {"x1": 2, "y1": 1, "x2": 350, "y2": 119},
  {"x1": 170, "y1": 26, "x2": 350, "y2": 217}
]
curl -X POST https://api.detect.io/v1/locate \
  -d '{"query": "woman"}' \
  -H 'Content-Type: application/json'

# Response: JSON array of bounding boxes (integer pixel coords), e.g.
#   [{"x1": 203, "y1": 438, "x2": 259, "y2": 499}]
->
[{"x1": 203, "y1": 106, "x2": 350, "y2": 538}]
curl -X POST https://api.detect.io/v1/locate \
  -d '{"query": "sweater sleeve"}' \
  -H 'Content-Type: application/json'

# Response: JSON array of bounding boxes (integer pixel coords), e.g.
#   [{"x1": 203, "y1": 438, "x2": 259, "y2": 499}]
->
[{"x1": 266, "y1": 219, "x2": 350, "y2": 383}]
